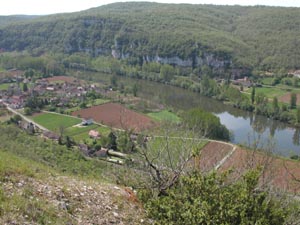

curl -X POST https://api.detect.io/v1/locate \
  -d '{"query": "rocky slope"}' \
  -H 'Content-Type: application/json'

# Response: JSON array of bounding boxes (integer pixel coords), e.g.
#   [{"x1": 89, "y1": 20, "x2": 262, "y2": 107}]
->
[{"x1": 0, "y1": 150, "x2": 146, "y2": 224}]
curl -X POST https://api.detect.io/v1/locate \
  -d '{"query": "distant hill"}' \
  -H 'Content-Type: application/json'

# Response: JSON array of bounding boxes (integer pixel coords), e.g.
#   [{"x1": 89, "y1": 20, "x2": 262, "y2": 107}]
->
[
  {"x1": 0, "y1": 15, "x2": 38, "y2": 27},
  {"x1": 0, "y1": 2, "x2": 299, "y2": 72}
]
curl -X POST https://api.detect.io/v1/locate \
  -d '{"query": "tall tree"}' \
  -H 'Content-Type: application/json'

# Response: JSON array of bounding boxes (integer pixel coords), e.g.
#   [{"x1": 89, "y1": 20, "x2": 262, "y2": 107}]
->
[
  {"x1": 290, "y1": 93, "x2": 297, "y2": 109},
  {"x1": 251, "y1": 86, "x2": 256, "y2": 104},
  {"x1": 22, "y1": 82, "x2": 28, "y2": 92},
  {"x1": 297, "y1": 108, "x2": 300, "y2": 124}
]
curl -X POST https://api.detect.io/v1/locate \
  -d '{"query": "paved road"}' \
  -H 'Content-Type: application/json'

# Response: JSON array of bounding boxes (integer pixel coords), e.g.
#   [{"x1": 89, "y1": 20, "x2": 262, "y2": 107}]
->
[{"x1": 5, "y1": 105, "x2": 49, "y2": 132}]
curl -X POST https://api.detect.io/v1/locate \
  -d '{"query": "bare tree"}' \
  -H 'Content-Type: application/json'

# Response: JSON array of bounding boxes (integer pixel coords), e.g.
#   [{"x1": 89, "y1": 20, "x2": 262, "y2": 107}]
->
[{"x1": 121, "y1": 123, "x2": 206, "y2": 196}]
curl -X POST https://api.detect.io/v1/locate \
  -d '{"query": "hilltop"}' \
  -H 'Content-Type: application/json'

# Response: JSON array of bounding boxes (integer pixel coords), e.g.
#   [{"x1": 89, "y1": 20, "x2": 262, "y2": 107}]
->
[{"x1": 0, "y1": 2, "x2": 299, "y2": 72}]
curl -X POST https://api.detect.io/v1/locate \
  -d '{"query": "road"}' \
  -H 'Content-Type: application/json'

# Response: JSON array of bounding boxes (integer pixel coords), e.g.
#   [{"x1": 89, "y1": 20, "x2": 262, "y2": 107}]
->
[{"x1": 5, "y1": 104, "x2": 49, "y2": 132}]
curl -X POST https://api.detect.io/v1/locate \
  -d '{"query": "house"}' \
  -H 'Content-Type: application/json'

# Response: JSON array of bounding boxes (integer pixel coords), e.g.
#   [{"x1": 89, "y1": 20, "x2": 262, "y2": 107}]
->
[
  {"x1": 288, "y1": 70, "x2": 300, "y2": 78},
  {"x1": 88, "y1": 130, "x2": 100, "y2": 139},
  {"x1": 9, "y1": 95, "x2": 26, "y2": 109},
  {"x1": 232, "y1": 77, "x2": 252, "y2": 88},
  {"x1": 82, "y1": 118, "x2": 93, "y2": 126}
]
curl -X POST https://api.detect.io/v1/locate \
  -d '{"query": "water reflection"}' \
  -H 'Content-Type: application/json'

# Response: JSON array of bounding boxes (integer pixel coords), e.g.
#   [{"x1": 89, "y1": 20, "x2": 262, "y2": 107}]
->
[{"x1": 92, "y1": 74, "x2": 300, "y2": 156}]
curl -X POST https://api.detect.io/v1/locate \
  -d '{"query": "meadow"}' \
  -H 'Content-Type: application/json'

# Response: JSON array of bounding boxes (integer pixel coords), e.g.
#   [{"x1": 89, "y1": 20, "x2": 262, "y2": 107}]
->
[
  {"x1": 147, "y1": 110, "x2": 181, "y2": 123},
  {"x1": 31, "y1": 112, "x2": 81, "y2": 132}
]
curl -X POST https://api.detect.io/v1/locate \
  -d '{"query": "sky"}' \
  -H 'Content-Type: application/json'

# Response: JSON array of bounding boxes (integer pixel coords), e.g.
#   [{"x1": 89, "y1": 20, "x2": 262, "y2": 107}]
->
[{"x1": 1, "y1": 0, "x2": 299, "y2": 15}]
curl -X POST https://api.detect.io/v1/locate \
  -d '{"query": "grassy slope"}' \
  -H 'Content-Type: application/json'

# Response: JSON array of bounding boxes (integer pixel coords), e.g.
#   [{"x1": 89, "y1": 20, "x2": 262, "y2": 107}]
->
[{"x1": 0, "y1": 148, "x2": 145, "y2": 224}]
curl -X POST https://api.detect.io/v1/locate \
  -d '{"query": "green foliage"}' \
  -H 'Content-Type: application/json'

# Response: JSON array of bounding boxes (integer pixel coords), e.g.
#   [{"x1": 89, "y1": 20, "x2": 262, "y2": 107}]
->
[
  {"x1": 290, "y1": 93, "x2": 297, "y2": 109},
  {"x1": 296, "y1": 108, "x2": 300, "y2": 124},
  {"x1": 143, "y1": 170, "x2": 289, "y2": 225},
  {"x1": 1, "y1": 3, "x2": 300, "y2": 71},
  {"x1": 132, "y1": 83, "x2": 138, "y2": 97},
  {"x1": 24, "y1": 107, "x2": 33, "y2": 116},
  {"x1": 251, "y1": 86, "x2": 255, "y2": 104},
  {"x1": 116, "y1": 131, "x2": 135, "y2": 153},
  {"x1": 182, "y1": 108, "x2": 230, "y2": 140},
  {"x1": 0, "y1": 124, "x2": 110, "y2": 179},
  {"x1": 22, "y1": 82, "x2": 28, "y2": 92}
]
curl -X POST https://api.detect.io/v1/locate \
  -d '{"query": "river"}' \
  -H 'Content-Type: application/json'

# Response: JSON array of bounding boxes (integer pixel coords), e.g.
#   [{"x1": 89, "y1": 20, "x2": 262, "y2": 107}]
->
[
  {"x1": 124, "y1": 78, "x2": 300, "y2": 157},
  {"x1": 81, "y1": 72, "x2": 300, "y2": 157}
]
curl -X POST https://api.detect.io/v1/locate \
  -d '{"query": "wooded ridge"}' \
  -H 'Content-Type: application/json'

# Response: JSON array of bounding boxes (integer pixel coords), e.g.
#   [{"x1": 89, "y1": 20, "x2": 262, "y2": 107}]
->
[{"x1": 0, "y1": 2, "x2": 299, "y2": 73}]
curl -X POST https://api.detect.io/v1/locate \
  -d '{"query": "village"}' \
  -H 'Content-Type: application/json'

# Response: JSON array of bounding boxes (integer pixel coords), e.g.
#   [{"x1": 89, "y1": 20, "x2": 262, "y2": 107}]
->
[{"x1": 0, "y1": 69, "x2": 152, "y2": 164}]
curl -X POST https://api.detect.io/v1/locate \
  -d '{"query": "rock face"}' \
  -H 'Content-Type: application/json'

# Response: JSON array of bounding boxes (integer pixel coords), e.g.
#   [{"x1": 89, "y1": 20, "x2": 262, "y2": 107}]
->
[{"x1": 112, "y1": 47, "x2": 231, "y2": 71}]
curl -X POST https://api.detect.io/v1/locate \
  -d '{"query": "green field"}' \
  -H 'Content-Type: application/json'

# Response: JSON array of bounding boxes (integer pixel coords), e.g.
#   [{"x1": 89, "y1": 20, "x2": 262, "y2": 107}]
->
[
  {"x1": 0, "y1": 83, "x2": 10, "y2": 91},
  {"x1": 87, "y1": 98, "x2": 110, "y2": 107},
  {"x1": 144, "y1": 136, "x2": 208, "y2": 167},
  {"x1": 246, "y1": 87, "x2": 287, "y2": 99},
  {"x1": 147, "y1": 110, "x2": 181, "y2": 123},
  {"x1": 31, "y1": 112, "x2": 81, "y2": 131},
  {"x1": 65, "y1": 124, "x2": 111, "y2": 141}
]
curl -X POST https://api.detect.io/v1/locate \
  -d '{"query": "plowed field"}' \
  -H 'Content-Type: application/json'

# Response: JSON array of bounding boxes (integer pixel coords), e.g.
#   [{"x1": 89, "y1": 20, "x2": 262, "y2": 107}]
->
[{"x1": 72, "y1": 103, "x2": 156, "y2": 132}]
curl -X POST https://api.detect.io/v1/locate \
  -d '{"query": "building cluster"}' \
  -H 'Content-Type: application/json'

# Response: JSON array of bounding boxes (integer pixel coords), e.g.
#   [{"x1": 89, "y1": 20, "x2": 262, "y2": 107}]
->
[{"x1": 0, "y1": 70, "x2": 103, "y2": 110}]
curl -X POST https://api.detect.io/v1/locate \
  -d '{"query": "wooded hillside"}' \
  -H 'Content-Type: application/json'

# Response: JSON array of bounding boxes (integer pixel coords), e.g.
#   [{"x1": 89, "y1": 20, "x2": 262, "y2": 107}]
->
[{"x1": 0, "y1": 2, "x2": 299, "y2": 72}]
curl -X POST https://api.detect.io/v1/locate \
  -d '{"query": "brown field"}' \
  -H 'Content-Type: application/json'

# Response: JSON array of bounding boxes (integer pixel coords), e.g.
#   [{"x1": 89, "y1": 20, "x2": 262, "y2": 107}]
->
[
  {"x1": 220, "y1": 147, "x2": 300, "y2": 194},
  {"x1": 194, "y1": 141, "x2": 300, "y2": 194},
  {"x1": 279, "y1": 93, "x2": 300, "y2": 105},
  {"x1": 72, "y1": 103, "x2": 156, "y2": 132},
  {"x1": 45, "y1": 76, "x2": 79, "y2": 83},
  {"x1": 193, "y1": 142, "x2": 233, "y2": 172}
]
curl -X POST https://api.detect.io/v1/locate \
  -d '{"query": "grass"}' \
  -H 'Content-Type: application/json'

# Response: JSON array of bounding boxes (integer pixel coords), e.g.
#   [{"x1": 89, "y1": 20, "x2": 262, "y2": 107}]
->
[
  {"x1": 260, "y1": 77, "x2": 273, "y2": 85},
  {"x1": 87, "y1": 98, "x2": 110, "y2": 107},
  {"x1": 147, "y1": 110, "x2": 181, "y2": 123},
  {"x1": 65, "y1": 124, "x2": 111, "y2": 141},
  {"x1": 31, "y1": 112, "x2": 81, "y2": 132},
  {"x1": 246, "y1": 87, "x2": 287, "y2": 99},
  {"x1": 0, "y1": 150, "x2": 73, "y2": 224},
  {"x1": 0, "y1": 124, "x2": 111, "y2": 180},
  {"x1": 0, "y1": 83, "x2": 10, "y2": 91},
  {"x1": 144, "y1": 135, "x2": 208, "y2": 167}
]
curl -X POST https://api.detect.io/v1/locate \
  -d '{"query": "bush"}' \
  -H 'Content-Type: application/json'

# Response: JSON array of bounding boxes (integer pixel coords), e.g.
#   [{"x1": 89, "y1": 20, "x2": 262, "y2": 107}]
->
[{"x1": 143, "y1": 170, "x2": 289, "y2": 225}]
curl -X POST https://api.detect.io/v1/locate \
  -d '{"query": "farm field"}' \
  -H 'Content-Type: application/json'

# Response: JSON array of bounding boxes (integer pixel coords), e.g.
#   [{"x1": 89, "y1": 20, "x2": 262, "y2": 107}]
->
[
  {"x1": 146, "y1": 136, "x2": 208, "y2": 167},
  {"x1": 220, "y1": 146, "x2": 300, "y2": 194},
  {"x1": 31, "y1": 112, "x2": 81, "y2": 131},
  {"x1": 0, "y1": 83, "x2": 10, "y2": 90},
  {"x1": 147, "y1": 110, "x2": 181, "y2": 123},
  {"x1": 45, "y1": 76, "x2": 79, "y2": 84},
  {"x1": 72, "y1": 103, "x2": 156, "y2": 132},
  {"x1": 194, "y1": 141, "x2": 233, "y2": 172},
  {"x1": 190, "y1": 140, "x2": 300, "y2": 194},
  {"x1": 246, "y1": 87, "x2": 287, "y2": 99},
  {"x1": 279, "y1": 93, "x2": 300, "y2": 105},
  {"x1": 65, "y1": 124, "x2": 111, "y2": 141}
]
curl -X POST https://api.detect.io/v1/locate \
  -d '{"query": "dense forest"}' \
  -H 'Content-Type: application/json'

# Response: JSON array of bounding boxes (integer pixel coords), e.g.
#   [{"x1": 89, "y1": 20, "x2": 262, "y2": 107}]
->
[{"x1": 0, "y1": 2, "x2": 300, "y2": 73}]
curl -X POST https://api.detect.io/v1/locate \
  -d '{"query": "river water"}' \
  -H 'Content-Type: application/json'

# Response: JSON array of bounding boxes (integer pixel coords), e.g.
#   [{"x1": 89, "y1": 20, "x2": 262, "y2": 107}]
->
[
  {"x1": 84, "y1": 72, "x2": 300, "y2": 157},
  {"x1": 120, "y1": 78, "x2": 300, "y2": 157}
]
